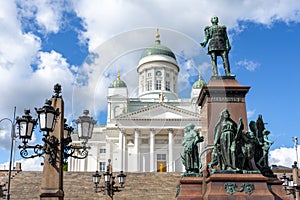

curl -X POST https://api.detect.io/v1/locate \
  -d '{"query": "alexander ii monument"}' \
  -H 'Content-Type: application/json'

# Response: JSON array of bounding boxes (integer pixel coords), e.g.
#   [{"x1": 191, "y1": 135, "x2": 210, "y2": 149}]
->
[{"x1": 176, "y1": 16, "x2": 289, "y2": 200}]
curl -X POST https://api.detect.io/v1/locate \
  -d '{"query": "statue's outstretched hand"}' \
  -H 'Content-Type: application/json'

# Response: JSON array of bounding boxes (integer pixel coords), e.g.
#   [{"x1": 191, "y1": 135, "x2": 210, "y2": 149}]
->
[{"x1": 200, "y1": 42, "x2": 206, "y2": 47}]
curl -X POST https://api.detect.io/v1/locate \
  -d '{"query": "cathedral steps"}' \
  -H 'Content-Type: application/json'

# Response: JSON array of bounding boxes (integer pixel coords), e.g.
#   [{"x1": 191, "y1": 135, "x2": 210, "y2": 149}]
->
[{"x1": 1, "y1": 171, "x2": 181, "y2": 199}]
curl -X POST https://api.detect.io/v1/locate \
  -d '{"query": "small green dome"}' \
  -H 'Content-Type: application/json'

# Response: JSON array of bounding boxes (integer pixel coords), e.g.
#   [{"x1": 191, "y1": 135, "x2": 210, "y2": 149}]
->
[
  {"x1": 192, "y1": 76, "x2": 206, "y2": 89},
  {"x1": 109, "y1": 72, "x2": 127, "y2": 88},
  {"x1": 140, "y1": 29, "x2": 176, "y2": 60},
  {"x1": 109, "y1": 79, "x2": 127, "y2": 88}
]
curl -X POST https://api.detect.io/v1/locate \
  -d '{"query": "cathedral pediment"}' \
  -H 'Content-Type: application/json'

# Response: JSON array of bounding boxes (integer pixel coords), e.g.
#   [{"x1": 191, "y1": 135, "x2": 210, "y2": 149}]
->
[{"x1": 116, "y1": 103, "x2": 199, "y2": 120}]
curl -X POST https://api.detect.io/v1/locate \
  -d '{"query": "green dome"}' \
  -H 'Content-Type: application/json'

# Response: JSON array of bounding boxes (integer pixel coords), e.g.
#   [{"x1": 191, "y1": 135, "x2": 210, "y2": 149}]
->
[
  {"x1": 109, "y1": 73, "x2": 127, "y2": 88},
  {"x1": 141, "y1": 29, "x2": 176, "y2": 60},
  {"x1": 192, "y1": 76, "x2": 206, "y2": 89},
  {"x1": 141, "y1": 40, "x2": 176, "y2": 60}
]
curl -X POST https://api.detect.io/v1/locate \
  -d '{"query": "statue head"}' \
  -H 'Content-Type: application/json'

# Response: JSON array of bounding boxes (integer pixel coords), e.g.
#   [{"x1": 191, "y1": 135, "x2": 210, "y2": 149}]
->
[
  {"x1": 186, "y1": 123, "x2": 195, "y2": 130},
  {"x1": 184, "y1": 123, "x2": 195, "y2": 134},
  {"x1": 263, "y1": 129, "x2": 270, "y2": 135},
  {"x1": 211, "y1": 16, "x2": 219, "y2": 25},
  {"x1": 221, "y1": 109, "x2": 230, "y2": 119}
]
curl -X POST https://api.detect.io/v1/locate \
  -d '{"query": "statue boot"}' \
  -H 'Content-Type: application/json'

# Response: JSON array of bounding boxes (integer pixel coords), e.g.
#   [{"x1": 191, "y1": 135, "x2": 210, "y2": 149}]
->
[
  {"x1": 222, "y1": 54, "x2": 231, "y2": 76},
  {"x1": 211, "y1": 53, "x2": 219, "y2": 76}
]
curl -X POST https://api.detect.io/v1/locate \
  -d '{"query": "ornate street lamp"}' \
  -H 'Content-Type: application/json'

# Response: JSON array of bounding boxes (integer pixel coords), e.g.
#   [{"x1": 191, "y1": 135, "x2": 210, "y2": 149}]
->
[
  {"x1": 16, "y1": 84, "x2": 97, "y2": 165},
  {"x1": 13, "y1": 83, "x2": 97, "y2": 199},
  {"x1": 63, "y1": 110, "x2": 96, "y2": 161},
  {"x1": 93, "y1": 159, "x2": 127, "y2": 199},
  {"x1": 117, "y1": 171, "x2": 126, "y2": 186},
  {"x1": 16, "y1": 109, "x2": 37, "y2": 144},
  {"x1": 75, "y1": 110, "x2": 96, "y2": 143},
  {"x1": 17, "y1": 107, "x2": 59, "y2": 164},
  {"x1": 93, "y1": 170, "x2": 101, "y2": 186},
  {"x1": 35, "y1": 99, "x2": 59, "y2": 134},
  {"x1": 63, "y1": 119, "x2": 73, "y2": 144}
]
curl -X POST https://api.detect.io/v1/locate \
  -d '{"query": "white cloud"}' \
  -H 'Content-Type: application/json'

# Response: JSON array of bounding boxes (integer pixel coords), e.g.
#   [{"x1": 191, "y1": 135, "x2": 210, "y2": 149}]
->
[
  {"x1": 20, "y1": 157, "x2": 43, "y2": 171},
  {"x1": 247, "y1": 109, "x2": 256, "y2": 120},
  {"x1": 16, "y1": 0, "x2": 72, "y2": 34},
  {"x1": 269, "y1": 146, "x2": 298, "y2": 167},
  {"x1": 0, "y1": 157, "x2": 43, "y2": 171},
  {"x1": 236, "y1": 59, "x2": 260, "y2": 72},
  {"x1": 72, "y1": 0, "x2": 300, "y2": 51}
]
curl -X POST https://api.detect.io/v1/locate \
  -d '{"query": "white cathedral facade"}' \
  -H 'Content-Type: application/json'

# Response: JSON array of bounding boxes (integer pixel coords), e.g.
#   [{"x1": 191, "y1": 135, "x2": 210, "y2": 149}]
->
[{"x1": 68, "y1": 30, "x2": 206, "y2": 173}]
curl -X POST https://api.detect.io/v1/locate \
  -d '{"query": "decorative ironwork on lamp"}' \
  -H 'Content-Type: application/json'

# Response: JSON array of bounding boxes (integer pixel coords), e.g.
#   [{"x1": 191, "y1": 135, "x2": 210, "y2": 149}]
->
[
  {"x1": 17, "y1": 100, "x2": 61, "y2": 165},
  {"x1": 93, "y1": 159, "x2": 127, "y2": 199},
  {"x1": 63, "y1": 110, "x2": 96, "y2": 162},
  {"x1": 16, "y1": 83, "x2": 97, "y2": 165}
]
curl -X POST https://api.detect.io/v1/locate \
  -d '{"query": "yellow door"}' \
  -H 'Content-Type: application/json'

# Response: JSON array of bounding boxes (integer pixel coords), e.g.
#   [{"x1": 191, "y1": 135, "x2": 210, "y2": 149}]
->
[{"x1": 157, "y1": 161, "x2": 167, "y2": 172}]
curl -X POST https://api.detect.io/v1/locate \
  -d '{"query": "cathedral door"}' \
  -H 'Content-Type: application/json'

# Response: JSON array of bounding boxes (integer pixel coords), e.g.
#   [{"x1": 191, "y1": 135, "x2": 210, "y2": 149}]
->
[{"x1": 156, "y1": 154, "x2": 167, "y2": 172}]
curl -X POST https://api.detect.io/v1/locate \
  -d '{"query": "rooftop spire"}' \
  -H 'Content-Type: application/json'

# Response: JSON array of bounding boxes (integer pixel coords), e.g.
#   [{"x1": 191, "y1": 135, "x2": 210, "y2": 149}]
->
[
  {"x1": 155, "y1": 28, "x2": 161, "y2": 45},
  {"x1": 117, "y1": 70, "x2": 120, "y2": 80},
  {"x1": 156, "y1": 28, "x2": 160, "y2": 40}
]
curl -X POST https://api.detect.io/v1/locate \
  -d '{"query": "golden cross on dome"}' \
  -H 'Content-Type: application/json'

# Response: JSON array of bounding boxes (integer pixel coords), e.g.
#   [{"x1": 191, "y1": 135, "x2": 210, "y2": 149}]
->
[
  {"x1": 117, "y1": 70, "x2": 120, "y2": 80},
  {"x1": 156, "y1": 28, "x2": 160, "y2": 40}
]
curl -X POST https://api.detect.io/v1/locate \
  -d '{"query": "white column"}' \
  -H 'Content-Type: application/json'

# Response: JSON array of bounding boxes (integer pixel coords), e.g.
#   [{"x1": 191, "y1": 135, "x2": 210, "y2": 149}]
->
[
  {"x1": 107, "y1": 103, "x2": 111, "y2": 122},
  {"x1": 142, "y1": 155, "x2": 146, "y2": 172},
  {"x1": 150, "y1": 128, "x2": 155, "y2": 172},
  {"x1": 168, "y1": 128, "x2": 174, "y2": 172},
  {"x1": 106, "y1": 139, "x2": 111, "y2": 163},
  {"x1": 75, "y1": 158, "x2": 78, "y2": 171},
  {"x1": 134, "y1": 128, "x2": 140, "y2": 172},
  {"x1": 119, "y1": 129, "x2": 124, "y2": 171}
]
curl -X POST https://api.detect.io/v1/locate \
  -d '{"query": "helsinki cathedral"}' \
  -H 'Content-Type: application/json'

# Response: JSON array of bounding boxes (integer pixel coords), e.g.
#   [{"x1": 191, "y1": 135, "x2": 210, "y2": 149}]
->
[{"x1": 68, "y1": 30, "x2": 206, "y2": 173}]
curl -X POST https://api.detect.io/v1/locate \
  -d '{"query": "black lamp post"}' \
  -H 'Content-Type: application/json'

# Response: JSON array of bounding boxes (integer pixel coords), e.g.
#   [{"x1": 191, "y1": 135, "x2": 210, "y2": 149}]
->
[
  {"x1": 16, "y1": 84, "x2": 96, "y2": 165},
  {"x1": 0, "y1": 107, "x2": 17, "y2": 200},
  {"x1": 93, "y1": 159, "x2": 127, "y2": 199},
  {"x1": 13, "y1": 83, "x2": 97, "y2": 200}
]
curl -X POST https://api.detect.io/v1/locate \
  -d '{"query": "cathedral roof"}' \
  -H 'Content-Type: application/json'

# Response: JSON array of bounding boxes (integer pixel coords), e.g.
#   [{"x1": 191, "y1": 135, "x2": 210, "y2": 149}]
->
[
  {"x1": 109, "y1": 71, "x2": 127, "y2": 88},
  {"x1": 192, "y1": 76, "x2": 206, "y2": 89},
  {"x1": 140, "y1": 29, "x2": 176, "y2": 60}
]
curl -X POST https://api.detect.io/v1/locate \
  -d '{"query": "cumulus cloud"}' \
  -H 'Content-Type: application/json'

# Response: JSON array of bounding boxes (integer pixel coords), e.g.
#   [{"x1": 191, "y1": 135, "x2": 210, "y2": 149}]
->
[
  {"x1": 16, "y1": 0, "x2": 72, "y2": 34},
  {"x1": 269, "y1": 146, "x2": 298, "y2": 167},
  {"x1": 72, "y1": 0, "x2": 300, "y2": 50},
  {"x1": 0, "y1": 157, "x2": 43, "y2": 171},
  {"x1": 236, "y1": 59, "x2": 260, "y2": 72}
]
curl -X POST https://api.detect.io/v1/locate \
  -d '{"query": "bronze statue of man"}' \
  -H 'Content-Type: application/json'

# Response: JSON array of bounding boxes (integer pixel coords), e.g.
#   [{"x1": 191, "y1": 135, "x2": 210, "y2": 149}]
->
[
  {"x1": 181, "y1": 123, "x2": 204, "y2": 173},
  {"x1": 200, "y1": 16, "x2": 231, "y2": 76}
]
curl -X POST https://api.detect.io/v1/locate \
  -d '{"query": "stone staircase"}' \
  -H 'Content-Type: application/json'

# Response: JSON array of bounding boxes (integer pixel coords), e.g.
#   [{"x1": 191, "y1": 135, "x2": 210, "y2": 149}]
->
[
  {"x1": 1, "y1": 171, "x2": 181, "y2": 199},
  {"x1": 0, "y1": 170, "x2": 20, "y2": 199}
]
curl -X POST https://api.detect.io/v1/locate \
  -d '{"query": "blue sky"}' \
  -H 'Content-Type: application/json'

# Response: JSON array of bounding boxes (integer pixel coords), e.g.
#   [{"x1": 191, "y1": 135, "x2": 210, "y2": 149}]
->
[{"x1": 0, "y1": 0, "x2": 300, "y2": 170}]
